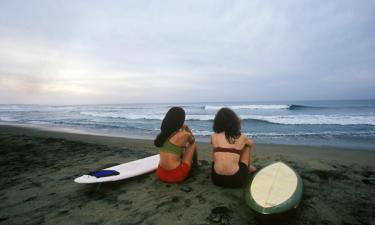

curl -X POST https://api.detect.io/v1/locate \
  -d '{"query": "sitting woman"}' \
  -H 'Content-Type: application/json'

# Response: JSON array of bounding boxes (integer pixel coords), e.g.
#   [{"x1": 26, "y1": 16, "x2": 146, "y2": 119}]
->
[
  {"x1": 211, "y1": 107, "x2": 256, "y2": 188},
  {"x1": 155, "y1": 107, "x2": 198, "y2": 183}
]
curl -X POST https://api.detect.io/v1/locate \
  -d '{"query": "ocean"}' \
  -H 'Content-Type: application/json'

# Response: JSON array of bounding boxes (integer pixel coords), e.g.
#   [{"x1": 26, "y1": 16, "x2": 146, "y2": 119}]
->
[{"x1": 1, "y1": 100, "x2": 374, "y2": 150}]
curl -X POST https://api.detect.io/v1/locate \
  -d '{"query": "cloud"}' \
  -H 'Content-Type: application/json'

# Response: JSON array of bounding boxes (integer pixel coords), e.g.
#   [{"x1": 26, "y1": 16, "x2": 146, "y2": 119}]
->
[{"x1": 0, "y1": 0, "x2": 374, "y2": 104}]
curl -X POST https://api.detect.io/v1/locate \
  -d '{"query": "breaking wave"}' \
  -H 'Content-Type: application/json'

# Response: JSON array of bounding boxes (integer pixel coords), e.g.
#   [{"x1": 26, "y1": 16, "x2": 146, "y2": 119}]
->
[{"x1": 203, "y1": 104, "x2": 317, "y2": 111}]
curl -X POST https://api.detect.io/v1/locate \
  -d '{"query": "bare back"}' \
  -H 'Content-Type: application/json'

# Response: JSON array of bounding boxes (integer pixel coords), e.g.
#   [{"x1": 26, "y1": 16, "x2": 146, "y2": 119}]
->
[
  {"x1": 212, "y1": 132, "x2": 252, "y2": 175},
  {"x1": 159, "y1": 130, "x2": 192, "y2": 170}
]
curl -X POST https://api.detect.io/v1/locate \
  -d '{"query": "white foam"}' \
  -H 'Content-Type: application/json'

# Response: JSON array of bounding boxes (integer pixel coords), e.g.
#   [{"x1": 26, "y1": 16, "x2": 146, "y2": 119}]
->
[
  {"x1": 191, "y1": 129, "x2": 211, "y2": 136},
  {"x1": 80, "y1": 111, "x2": 164, "y2": 120},
  {"x1": 81, "y1": 112, "x2": 215, "y2": 121},
  {"x1": 204, "y1": 104, "x2": 290, "y2": 110},
  {"x1": 28, "y1": 121, "x2": 53, "y2": 125},
  {"x1": 0, "y1": 116, "x2": 19, "y2": 122},
  {"x1": 186, "y1": 115, "x2": 215, "y2": 121},
  {"x1": 79, "y1": 110, "x2": 375, "y2": 125},
  {"x1": 245, "y1": 115, "x2": 375, "y2": 125}
]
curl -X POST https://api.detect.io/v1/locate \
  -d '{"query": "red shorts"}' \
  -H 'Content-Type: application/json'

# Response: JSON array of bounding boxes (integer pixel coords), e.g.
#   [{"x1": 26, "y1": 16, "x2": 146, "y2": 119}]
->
[{"x1": 156, "y1": 162, "x2": 190, "y2": 183}]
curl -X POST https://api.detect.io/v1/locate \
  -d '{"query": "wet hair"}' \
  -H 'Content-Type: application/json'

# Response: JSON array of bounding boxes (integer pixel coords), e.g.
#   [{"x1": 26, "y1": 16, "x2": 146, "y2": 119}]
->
[
  {"x1": 213, "y1": 107, "x2": 241, "y2": 144},
  {"x1": 154, "y1": 107, "x2": 186, "y2": 147}
]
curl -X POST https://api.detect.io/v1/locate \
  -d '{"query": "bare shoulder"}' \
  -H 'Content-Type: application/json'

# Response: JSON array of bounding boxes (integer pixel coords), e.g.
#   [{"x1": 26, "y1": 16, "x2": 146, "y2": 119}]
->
[
  {"x1": 180, "y1": 130, "x2": 193, "y2": 141},
  {"x1": 240, "y1": 133, "x2": 253, "y2": 147},
  {"x1": 169, "y1": 130, "x2": 191, "y2": 146}
]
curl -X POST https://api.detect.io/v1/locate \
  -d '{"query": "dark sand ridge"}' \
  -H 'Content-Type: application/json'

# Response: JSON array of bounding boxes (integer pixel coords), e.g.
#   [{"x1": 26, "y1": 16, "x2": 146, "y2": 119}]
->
[{"x1": 0, "y1": 125, "x2": 374, "y2": 225}]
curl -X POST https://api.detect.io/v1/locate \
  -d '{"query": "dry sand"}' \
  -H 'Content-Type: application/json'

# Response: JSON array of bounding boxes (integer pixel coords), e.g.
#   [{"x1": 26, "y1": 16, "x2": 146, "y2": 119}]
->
[{"x1": 0, "y1": 125, "x2": 374, "y2": 225}]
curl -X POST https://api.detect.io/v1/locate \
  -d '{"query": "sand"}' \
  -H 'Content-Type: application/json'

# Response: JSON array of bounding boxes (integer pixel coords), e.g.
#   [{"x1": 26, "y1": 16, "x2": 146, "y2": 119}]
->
[{"x1": 0, "y1": 124, "x2": 374, "y2": 225}]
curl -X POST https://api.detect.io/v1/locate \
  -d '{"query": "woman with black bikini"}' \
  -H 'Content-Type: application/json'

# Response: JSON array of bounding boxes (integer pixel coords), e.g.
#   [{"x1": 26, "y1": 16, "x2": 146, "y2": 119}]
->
[{"x1": 211, "y1": 108, "x2": 256, "y2": 188}]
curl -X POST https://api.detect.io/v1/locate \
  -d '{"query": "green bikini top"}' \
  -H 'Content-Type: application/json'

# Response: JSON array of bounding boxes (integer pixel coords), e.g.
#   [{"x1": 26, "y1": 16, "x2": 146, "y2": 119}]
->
[{"x1": 160, "y1": 139, "x2": 183, "y2": 156}]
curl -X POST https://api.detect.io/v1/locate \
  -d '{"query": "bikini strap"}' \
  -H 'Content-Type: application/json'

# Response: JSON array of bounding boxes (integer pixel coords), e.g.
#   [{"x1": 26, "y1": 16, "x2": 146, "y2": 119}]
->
[{"x1": 213, "y1": 147, "x2": 242, "y2": 155}]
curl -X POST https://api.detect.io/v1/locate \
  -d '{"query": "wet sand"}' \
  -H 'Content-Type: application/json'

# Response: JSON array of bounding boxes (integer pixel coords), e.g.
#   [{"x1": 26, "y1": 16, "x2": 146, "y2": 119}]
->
[{"x1": 0, "y1": 125, "x2": 374, "y2": 225}]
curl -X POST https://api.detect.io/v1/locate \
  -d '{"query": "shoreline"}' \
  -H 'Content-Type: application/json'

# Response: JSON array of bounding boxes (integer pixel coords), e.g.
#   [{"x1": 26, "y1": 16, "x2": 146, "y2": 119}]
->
[
  {"x1": 2, "y1": 121, "x2": 375, "y2": 151},
  {"x1": 1, "y1": 123, "x2": 374, "y2": 152},
  {"x1": 0, "y1": 125, "x2": 374, "y2": 224}
]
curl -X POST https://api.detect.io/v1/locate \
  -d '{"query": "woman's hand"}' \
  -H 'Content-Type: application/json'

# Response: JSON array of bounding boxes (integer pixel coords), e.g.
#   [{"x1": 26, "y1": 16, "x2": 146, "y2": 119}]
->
[
  {"x1": 182, "y1": 124, "x2": 192, "y2": 133},
  {"x1": 182, "y1": 124, "x2": 195, "y2": 144}
]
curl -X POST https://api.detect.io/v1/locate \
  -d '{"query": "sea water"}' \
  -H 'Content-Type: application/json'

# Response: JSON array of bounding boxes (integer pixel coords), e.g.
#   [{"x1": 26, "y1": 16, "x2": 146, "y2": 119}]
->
[{"x1": 0, "y1": 100, "x2": 374, "y2": 150}]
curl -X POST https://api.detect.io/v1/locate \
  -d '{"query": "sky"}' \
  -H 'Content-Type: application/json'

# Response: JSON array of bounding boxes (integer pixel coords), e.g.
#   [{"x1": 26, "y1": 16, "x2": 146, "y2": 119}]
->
[{"x1": 0, "y1": 0, "x2": 374, "y2": 104}]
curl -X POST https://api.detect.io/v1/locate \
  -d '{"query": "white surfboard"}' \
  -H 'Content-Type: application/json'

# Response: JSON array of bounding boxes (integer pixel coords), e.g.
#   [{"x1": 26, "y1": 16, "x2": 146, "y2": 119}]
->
[
  {"x1": 245, "y1": 161, "x2": 303, "y2": 215},
  {"x1": 74, "y1": 154, "x2": 160, "y2": 184}
]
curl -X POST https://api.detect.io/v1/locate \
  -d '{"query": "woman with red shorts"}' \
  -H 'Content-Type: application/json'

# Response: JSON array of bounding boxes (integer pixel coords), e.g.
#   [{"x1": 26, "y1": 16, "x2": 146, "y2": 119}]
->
[{"x1": 155, "y1": 107, "x2": 198, "y2": 183}]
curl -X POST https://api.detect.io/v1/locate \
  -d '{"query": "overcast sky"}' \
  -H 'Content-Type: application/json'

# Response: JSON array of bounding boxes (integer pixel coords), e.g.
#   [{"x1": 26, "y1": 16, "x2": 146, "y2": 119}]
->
[{"x1": 0, "y1": 0, "x2": 374, "y2": 104}]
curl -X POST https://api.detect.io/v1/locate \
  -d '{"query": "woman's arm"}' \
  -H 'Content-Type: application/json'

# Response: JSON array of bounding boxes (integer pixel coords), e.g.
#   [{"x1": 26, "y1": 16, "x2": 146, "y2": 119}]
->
[
  {"x1": 182, "y1": 124, "x2": 195, "y2": 144},
  {"x1": 242, "y1": 133, "x2": 253, "y2": 148}
]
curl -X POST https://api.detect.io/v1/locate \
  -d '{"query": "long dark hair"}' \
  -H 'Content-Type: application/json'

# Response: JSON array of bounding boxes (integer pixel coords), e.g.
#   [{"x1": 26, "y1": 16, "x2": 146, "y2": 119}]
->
[
  {"x1": 154, "y1": 107, "x2": 186, "y2": 147},
  {"x1": 213, "y1": 107, "x2": 241, "y2": 144}
]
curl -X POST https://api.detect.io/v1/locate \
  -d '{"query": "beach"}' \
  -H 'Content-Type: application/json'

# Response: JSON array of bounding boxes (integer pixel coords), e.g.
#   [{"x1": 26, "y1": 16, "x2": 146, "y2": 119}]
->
[{"x1": 0, "y1": 124, "x2": 374, "y2": 225}]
